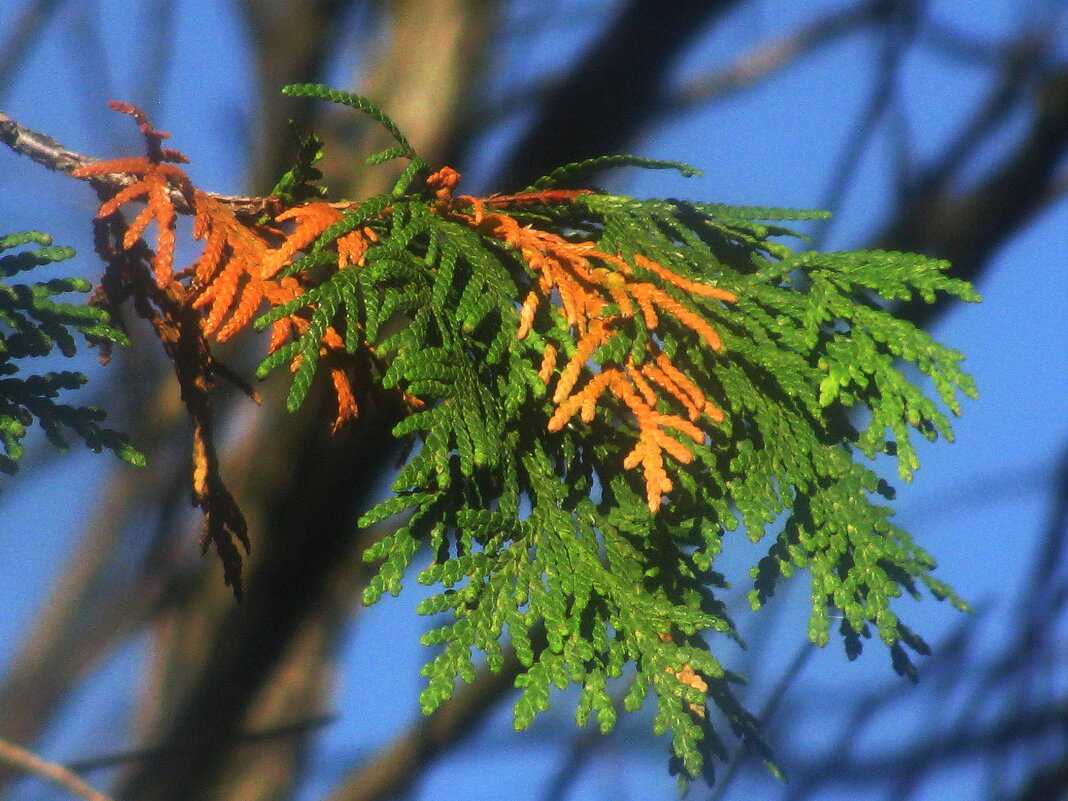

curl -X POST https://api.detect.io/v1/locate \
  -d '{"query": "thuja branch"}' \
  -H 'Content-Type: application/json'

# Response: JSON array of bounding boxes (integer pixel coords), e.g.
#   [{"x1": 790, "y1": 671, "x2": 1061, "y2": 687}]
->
[{"x1": 0, "y1": 85, "x2": 979, "y2": 786}]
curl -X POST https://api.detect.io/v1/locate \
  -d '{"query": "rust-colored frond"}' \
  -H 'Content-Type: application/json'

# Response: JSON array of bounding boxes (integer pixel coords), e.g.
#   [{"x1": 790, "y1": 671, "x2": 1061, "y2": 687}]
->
[
  {"x1": 329, "y1": 363, "x2": 359, "y2": 433},
  {"x1": 72, "y1": 103, "x2": 267, "y2": 595},
  {"x1": 629, "y1": 282, "x2": 726, "y2": 351},
  {"x1": 73, "y1": 156, "x2": 193, "y2": 288},
  {"x1": 71, "y1": 102, "x2": 197, "y2": 288},
  {"x1": 267, "y1": 315, "x2": 364, "y2": 432},
  {"x1": 539, "y1": 363, "x2": 706, "y2": 513},
  {"x1": 262, "y1": 276, "x2": 305, "y2": 355},
  {"x1": 266, "y1": 202, "x2": 376, "y2": 274},
  {"x1": 630, "y1": 253, "x2": 738, "y2": 302},
  {"x1": 516, "y1": 289, "x2": 540, "y2": 340},
  {"x1": 426, "y1": 166, "x2": 461, "y2": 203},
  {"x1": 552, "y1": 320, "x2": 612, "y2": 404},
  {"x1": 522, "y1": 241, "x2": 726, "y2": 510},
  {"x1": 188, "y1": 191, "x2": 273, "y2": 341},
  {"x1": 614, "y1": 372, "x2": 703, "y2": 513},
  {"x1": 431, "y1": 167, "x2": 736, "y2": 512},
  {"x1": 537, "y1": 343, "x2": 558, "y2": 385},
  {"x1": 106, "y1": 99, "x2": 189, "y2": 164},
  {"x1": 89, "y1": 209, "x2": 250, "y2": 595},
  {"x1": 337, "y1": 226, "x2": 376, "y2": 269},
  {"x1": 547, "y1": 368, "x2": 613, "y2": 430},
  {"x1": 263, "y1": 202, "x2": 344, "y2": 278},
  {"x1": 323, "y1": 321, "x2": 362, "y2": 432}
]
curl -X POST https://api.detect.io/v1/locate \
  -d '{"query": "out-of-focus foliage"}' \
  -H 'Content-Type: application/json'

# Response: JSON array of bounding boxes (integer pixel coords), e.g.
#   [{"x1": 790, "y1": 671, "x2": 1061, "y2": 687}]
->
[{"x1": 0, "y1": 230, "x2": 142, "y2": 488}]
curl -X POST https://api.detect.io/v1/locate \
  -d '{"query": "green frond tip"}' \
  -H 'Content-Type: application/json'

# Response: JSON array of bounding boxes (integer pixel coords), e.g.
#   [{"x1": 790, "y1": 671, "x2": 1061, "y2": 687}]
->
[
  {"x1": 366, "y1": 145, "x2": 411, "y2": 166},
  {"x1": 1, "y1": 231, "x2": 54, "y2": 251},
  {"x1": 0, "y1": 231, "x2": 142, "y2": 489},
  {"x1": 269, "y1": 123, "x2": 326, "y2": 207},
  {"x1": 282, "y1": 83, "x2": 415, "y2": 157},
  {"x1": 527, "y1": 154, "x2": 702, "y2": 190}
]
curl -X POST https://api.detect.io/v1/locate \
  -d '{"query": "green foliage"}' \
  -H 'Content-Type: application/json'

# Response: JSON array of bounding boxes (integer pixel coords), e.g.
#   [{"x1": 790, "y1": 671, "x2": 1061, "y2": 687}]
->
[
  {"x1": 526, "y1": 154, "x2": 703, "y2": 190},
  {"x1": 255, "y1": 86, "x2": 979, "y2": 786},
  {"x1": 0, "y1": 231, "x2": 142, "y2": 486},
  {"x1": 281, "y1": 83, "x2": 429, "y2": 195},
  {"x1": 269, "y1": 123, "x2": 327, "y2": 208}
]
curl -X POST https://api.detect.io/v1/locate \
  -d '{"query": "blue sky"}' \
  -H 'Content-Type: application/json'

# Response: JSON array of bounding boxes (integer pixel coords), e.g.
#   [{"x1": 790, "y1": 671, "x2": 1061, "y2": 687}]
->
[{"x1": 1, "y1": 2, "x2": 1066, "y2": 800}]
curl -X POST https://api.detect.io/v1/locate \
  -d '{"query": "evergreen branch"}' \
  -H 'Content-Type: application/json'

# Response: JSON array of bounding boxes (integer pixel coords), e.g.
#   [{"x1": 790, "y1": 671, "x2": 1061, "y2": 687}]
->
[
  {"x1": 282, "y1": 83, "x2": 416, "y2": 156},
  {"x1": 4, "y1": 87, "x2": 981, "y2": 786},
  {"x1": 526, "y1": 154, "x2": 702, "y2": 191}
]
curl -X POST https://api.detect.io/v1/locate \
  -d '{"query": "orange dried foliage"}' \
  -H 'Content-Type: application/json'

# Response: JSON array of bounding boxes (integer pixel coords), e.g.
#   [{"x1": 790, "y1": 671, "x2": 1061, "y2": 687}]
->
[
  {"x1": 537, "y1": 343, "x2": 558, "y2": 385},
  {"x1": 553, "y1": 320, "x2": 612, "y2": 404},
  {"x1": 330, "y1": 364, "x2": 360, "y2": 432},
  {"x1": 74, "y1": 102, "x2": 386, "y2": 590},
  {"x1": 79, "y1": 101, "x2": 378, "y2": 435},
  {"x1": 262, "y1": 203, "x2": 341, "y2": 277},
  {"x1": 88, "y1": 201, "x2": 251, "y2": 596},
  {"x1": 632, "y1": 253, "x2": 738, "y2": 302},
  {"x1": 265, "y1": 201, "x2": 376, "y2": 272},
  {"x1": 72, "y1": 102, "x2": 195, "y2": 290},
  {"x1": 73, "y1": 156, "x2": 193, "y2": 288},
  {"x1": 670, "y1": 663, "x2": 709, "y2": 718},
  {"x1": 429, "y1": 167, "x2": 737, "y2": 512},
  {"x1": 188, "y1": 191, "x2": 275, "y2": 340},
  {"x1": 319, "y1": 326, "x2": 361, "y2": 431}
]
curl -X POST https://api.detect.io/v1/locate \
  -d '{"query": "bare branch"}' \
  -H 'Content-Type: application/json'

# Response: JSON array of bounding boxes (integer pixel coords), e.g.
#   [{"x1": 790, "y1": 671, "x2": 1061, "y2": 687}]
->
[
  {"x1": 493, "y1": 0, "x2": 745, "y2": 190},
  {"x1": 0, "y1": 108, "x2": 95, "y2": 173},
  {"x1": 111, "y1": 387, "x2": 408, "y2": 801},
  {"x1": 708, "y1": 642, "x2": 815, "y2": 801},
  {"x1": 326, "y1": 641, "x2": 529, "y2": 801},
  {"x1": 812, "y1": 2, "x2": 921, "y2": 247},
  {"x1": 669, "y1": 0, "x2": 888, "y2": 110},
  {"x1": 882, "y1": 66, "x2": 1068, "y2": 327},
  {"x1": 0, "y1": 737, "x2": 114, "y2": 801},
  {"x1": 0, "y1": 0, "x2": 68, "y2": 98},
  {"x1": 0, "y1": 109, "x2": 281, "y2": 218},
  {"x1": 63, "y1": 715, "x2": 336, "y2": 772},
  {"x1": 919, "y1": 18, "x2": 1052, "y2": 68}
]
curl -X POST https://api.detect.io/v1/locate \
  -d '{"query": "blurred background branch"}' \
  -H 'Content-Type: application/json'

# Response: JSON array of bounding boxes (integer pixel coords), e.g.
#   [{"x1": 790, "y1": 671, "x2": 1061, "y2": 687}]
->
[{"x1": 0, "y1": 737, "x2": 113, "y2": 801}]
